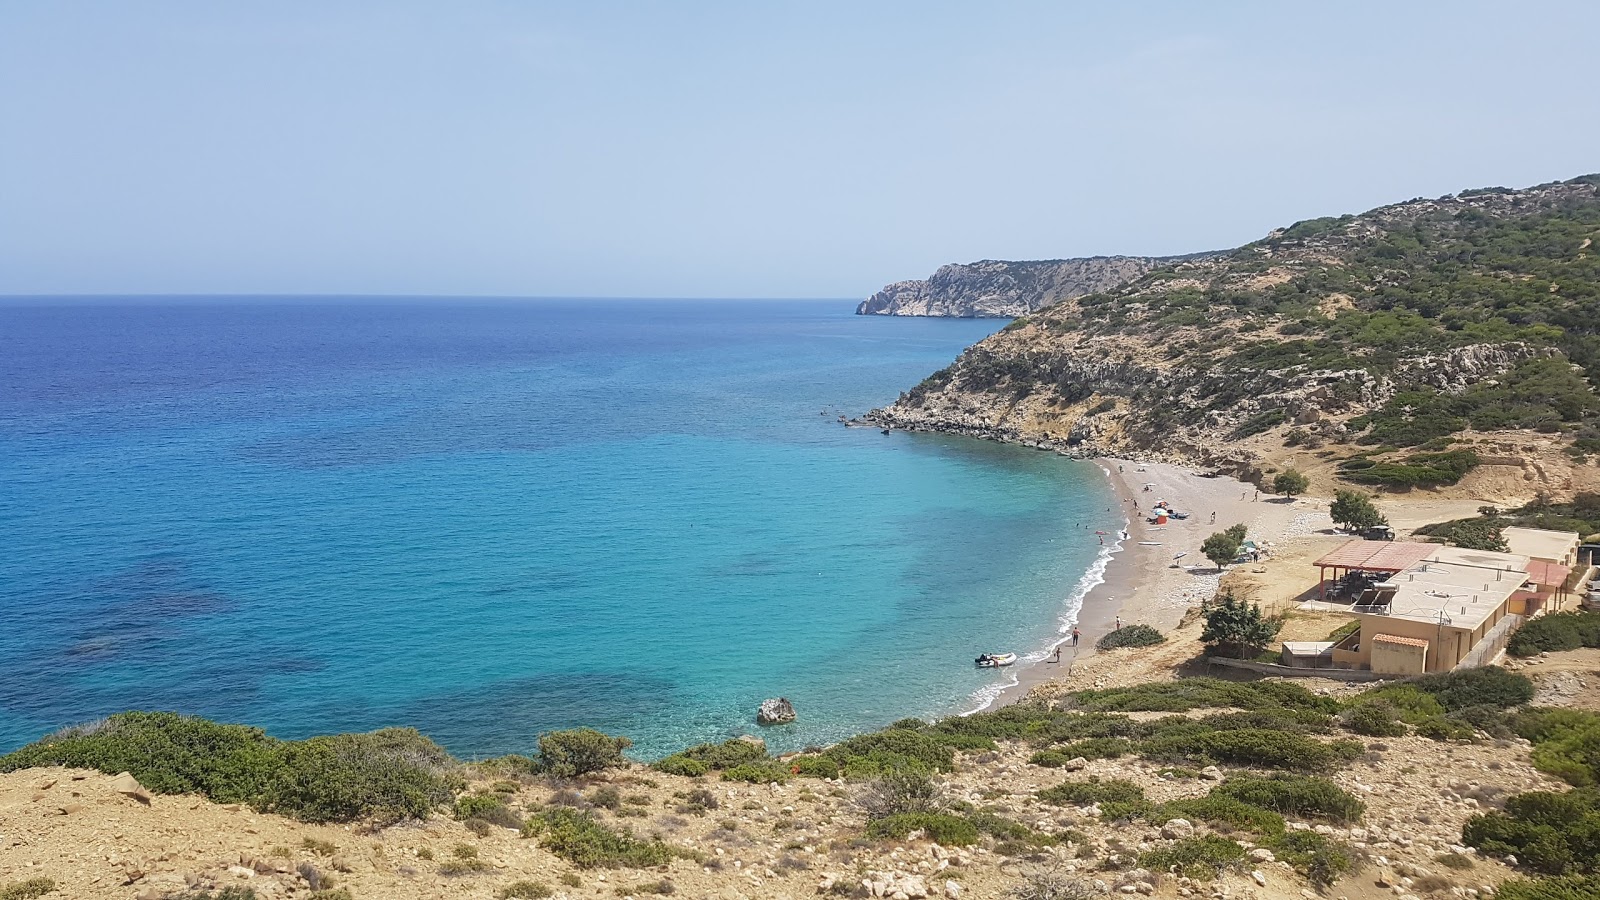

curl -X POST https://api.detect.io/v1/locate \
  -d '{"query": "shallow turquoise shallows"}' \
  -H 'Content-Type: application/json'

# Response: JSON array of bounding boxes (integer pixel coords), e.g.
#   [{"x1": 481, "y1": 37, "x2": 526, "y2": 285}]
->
[{"x1": 0, "y1": 299, "x2": 1117, "y2": 758}]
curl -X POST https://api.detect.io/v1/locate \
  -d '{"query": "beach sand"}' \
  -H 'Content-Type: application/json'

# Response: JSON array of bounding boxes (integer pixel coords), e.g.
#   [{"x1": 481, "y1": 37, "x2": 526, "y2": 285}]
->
[{"x1": 988, "y1": 457, "x2": 1334, "y2": 707}]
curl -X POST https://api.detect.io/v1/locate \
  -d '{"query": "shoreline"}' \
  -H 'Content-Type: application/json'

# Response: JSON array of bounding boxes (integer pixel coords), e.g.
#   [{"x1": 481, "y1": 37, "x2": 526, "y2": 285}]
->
[{"x1": 972, "y1": 456, "x2": 1268, "y2": 711}]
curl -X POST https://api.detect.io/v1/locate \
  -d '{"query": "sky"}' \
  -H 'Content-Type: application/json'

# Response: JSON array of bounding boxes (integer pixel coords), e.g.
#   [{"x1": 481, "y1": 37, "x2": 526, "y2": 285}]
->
[{"x1": 3, "y1": 1, "x2": 1599, "y2": 299}]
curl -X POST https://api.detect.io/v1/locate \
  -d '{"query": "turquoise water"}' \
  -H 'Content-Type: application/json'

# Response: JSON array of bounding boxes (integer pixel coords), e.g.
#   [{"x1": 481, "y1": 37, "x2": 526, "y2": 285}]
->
[{"x1": 0, "y1": 299, "x2": 1117, "y2": 757}]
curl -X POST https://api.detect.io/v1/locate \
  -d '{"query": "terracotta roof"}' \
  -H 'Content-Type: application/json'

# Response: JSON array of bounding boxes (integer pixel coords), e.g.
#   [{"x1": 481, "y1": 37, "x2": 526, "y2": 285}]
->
[
  {"x1": 1527, "y1": 560, "x2": 1572, "y2": 587},
  {"x1": 1313, "y1": 540, "x2": 1437, "y2": 572},
  {"x1": 1372, "y1": 633, "x2": 1430, "y2": 649}
]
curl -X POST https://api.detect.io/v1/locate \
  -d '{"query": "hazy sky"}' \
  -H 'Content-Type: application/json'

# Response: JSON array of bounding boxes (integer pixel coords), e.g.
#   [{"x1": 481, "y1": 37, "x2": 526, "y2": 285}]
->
[{"x1": 4, "y1": 2, "x2": 1598, "y2": 298}]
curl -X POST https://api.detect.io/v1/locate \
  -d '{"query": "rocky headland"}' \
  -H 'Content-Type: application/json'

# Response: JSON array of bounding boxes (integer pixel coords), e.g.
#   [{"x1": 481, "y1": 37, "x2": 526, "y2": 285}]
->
[{"x1": 856, "y1": 256, "x2": 1209, "y2": 318}]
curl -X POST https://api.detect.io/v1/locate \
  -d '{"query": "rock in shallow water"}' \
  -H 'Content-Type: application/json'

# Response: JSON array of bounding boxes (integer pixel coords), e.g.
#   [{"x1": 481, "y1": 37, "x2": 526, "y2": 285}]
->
[{"x1": 756, "y1": 697, "x2": 796, "y2": 725}]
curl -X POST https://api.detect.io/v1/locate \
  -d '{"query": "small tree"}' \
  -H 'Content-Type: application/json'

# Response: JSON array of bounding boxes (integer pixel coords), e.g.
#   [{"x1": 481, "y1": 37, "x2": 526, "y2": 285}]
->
[
  {"x1": 1273, "y1": 469, "x2": 1310, "y2": 498},
  {"x1": 536, "y1": 729, "x2": 632, "y2": 778},
  {"x1": 1202, "y1": 531, "x2": 1244, "y2": 570},
  {"x1": 1330, "y1": 490, "x2": 1386, "y2": 533},
  {"x1": 1201, "y1": 593, "x2": 1282, "y2": 658},
  {"x1": 1452, "y1": 519, "x2": 1509, "y2": 552}
]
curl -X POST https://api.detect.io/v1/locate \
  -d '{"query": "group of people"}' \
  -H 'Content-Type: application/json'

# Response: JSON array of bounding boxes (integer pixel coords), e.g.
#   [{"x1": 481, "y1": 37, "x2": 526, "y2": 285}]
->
[{"x1": 1049, "y1": 626, "x2": 1083, "y2": 662}]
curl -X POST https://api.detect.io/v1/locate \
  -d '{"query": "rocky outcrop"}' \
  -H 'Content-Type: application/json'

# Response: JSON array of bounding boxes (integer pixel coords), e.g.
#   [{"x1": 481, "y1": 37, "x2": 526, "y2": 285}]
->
[
  {"x1": 856, "y1": 256, "x2": 1202, "y2": 317},
  {"x1": 756, "y1": 697, "x2": 796, "y2": 725}
]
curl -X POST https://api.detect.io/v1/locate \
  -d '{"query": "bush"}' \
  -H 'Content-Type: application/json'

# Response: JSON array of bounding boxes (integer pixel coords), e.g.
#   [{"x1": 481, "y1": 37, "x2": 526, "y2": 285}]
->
[
  {"x1": 864, "y1": 812, "x2": 979, "y2": 846},
  {"x1": 1405, "y1": 667, "x2": 1535, "y2": 710},
  {"x1": 1340, "y1": 449, "x2": 1480, "y2": 488},
  {"x1": 0, "y1": 712, "x2": 284, "y2": 802},
  {"x1": 1030, "y1": 739, "x2": 1133, "y2": 767},
  {"x1": 720, "y1": 761, "x2": 790, "y2": 784},
  {"x1": 456, "y1": 793, "x2": 523, "y2": 829},
  {"x1": 1096, "y1": 625, "x2": 1165, "y2": 650},
  {"x1": 536, "y1": 729, "x2": 632, "y2": 778},
  {"x1": 1495, "y1": 875, "x2": 1600, "y2": 900},
  {"x1": 258, "y1": 728, "x2": 462, "y2": 824},
  {"x1": 1273, "y1": 470, "x2": 1310, "y2": 497},
  {"x1": 1139, "y1": 834, "x2": 1246, "y2": 878},
  {"x1": 799, "y1": 728, "x2": 957, "y2": 778},
  {"x1": 1158, "y1": 795, "x2": 1285, "y2": 837},
  {"x1": 651, "y1": 738, "x2": 768, "y2": 776},
  {"x1": 1141, "y1": 729, "x2": 1362, "y2": 772},
  {"x1": 1340, "y1": 700, "x2": 1408, "y2": 737},
  {"x1": 1462, "y1": 789, "x2": 1600, "y2": 875},
  {"x1": 0, "y1": 880, "x2": 56, "y2": 900},
  {"x1": 1268, "y1": 831, "x2": 1359, "y2": 886},
  {"x1": 1513, "y1": 709, "x2": 1600, "y2": 786},
  {"x1": 856, "y1": 770, "x2": 946, "y2": 820},
  {"x1": 1213, "y1": 775, "x2": 1365, "y2": 822},
  {"x1": 499, "y1": 883, "x2": 554, "y2": 900},
  {"x1": 1330, "y1": 490, "x2": 1386, "y2": 532},
  {"x1": 1200, "y1": 594, "x2": 1283, "y2": 658},
  {"x1": 1037, "y1": 778, "x2": 1146, "y2": 811},
  {"x1": 1072, "y1": 678, "x2": 1334, "y2": 714},
  {"x1": 1508, "y1": 612, "x2": 1600, "y2": 657},
  {"x1": 527, "y1": 808, "x2": 674, "y2": 869}
]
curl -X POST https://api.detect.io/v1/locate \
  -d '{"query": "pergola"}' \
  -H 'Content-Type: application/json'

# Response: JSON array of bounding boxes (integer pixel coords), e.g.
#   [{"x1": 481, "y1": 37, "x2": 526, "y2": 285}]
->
[{"x1": 1312, "y1": 540, "x2": 1437, "y2": 599}]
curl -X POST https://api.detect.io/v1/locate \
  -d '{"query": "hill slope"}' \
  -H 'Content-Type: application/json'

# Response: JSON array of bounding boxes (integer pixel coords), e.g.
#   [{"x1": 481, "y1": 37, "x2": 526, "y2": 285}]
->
[
  {"x1": 856, "y1": 255, "x2": 1198, "y2": 317},
  {"x1": 871, "y1": 175, "x2": 1600, "y2": 496}
]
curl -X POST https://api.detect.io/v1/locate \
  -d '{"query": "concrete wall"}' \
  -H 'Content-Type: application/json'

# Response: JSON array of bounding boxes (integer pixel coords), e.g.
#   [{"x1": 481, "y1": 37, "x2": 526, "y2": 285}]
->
[{"x1": 1371, "y1": 638, "x2": 1428, "y2": 675}]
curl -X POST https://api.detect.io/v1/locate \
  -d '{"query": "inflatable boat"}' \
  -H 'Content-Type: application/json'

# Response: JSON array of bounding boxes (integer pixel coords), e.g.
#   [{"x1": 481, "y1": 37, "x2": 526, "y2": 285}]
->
[{"x1": 975, "y1": 652, "x2": 1018, "y2": 668}]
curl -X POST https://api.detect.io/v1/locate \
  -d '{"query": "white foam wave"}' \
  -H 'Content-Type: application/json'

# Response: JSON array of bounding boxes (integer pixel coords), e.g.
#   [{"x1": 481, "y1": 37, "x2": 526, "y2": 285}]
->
[{"x1": 960, "y1": 462, "x2": 1127, "y2": 716}]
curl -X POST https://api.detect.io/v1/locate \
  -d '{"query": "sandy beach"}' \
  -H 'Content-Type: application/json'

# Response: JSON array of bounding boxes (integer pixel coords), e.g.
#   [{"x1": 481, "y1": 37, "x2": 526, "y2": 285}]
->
[{"x1": 990, "y1": 457, "x2": 1328, "y2": 707}]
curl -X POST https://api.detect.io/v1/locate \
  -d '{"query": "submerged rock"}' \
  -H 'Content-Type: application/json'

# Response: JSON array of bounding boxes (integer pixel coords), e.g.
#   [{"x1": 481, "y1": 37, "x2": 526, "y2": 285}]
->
[{"x1": 756, "y1": 697, "x2": 797, "y2": 725}]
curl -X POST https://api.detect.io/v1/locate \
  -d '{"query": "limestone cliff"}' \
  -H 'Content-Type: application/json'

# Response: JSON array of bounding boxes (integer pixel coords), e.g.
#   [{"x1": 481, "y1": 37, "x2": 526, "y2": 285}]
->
[
  {"x1": 870, "y1": 175, "x2": 1600, "y2": 492},
  {"x1": 856, "y1": 256, "x2": 1196, "y2": 317}
]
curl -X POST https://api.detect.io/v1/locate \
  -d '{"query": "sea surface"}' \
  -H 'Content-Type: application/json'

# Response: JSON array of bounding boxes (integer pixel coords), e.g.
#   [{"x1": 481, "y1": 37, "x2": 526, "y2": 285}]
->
[{"x1": 0, "y1": 298, "x2": 1118, "y2": 758}]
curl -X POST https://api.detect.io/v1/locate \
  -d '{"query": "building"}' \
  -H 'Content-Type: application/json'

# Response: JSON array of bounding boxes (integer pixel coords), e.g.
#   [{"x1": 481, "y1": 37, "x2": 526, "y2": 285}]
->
[{"x1": 1316, "y1": 535, "x2": 1576, "y2": 676}]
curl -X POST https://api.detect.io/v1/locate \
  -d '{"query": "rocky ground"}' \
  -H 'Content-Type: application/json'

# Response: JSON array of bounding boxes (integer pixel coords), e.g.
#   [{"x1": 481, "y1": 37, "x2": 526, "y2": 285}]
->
[{"x1": 5, "y1": 645, "x2": 1590, "y2": 900}]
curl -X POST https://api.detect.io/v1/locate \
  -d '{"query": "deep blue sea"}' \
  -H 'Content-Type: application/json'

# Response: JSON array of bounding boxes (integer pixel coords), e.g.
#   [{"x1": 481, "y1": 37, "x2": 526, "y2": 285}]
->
[{"x1": 0, "y1": 299, "x2": 1117, "y2": 758}]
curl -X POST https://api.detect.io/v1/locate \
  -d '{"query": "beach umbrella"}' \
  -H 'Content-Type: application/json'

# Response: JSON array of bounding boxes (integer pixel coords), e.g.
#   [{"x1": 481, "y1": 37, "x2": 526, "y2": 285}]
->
[{"x1": 1173, "y1": 551, "x2": 1188, "y2": 561}]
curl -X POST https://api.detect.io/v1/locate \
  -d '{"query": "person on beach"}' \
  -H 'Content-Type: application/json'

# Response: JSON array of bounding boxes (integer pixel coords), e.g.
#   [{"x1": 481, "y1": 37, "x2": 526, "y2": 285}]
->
[
  {"x1": 1114, "y1": 615, "x2": 1121, "y2": 630},
  {"x1": 1051, "y1": 645, "x2": 1061, "y2": 663},
  {"x1": 1071, "y1": 627, "x2": 1080, "y2": 647},
  {"x1": 1209, "y1": 511, "x2": 1216, "y2": 524}
]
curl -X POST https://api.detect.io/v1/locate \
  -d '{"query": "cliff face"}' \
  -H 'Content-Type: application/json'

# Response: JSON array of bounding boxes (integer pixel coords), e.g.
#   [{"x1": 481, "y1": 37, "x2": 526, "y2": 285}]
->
[
  {"x1": 856, "y1": 256, "x2": 1183, "y2": 317},
  {"x1": 870, "y1": 175, "x2": 1600, "y2": 490}
]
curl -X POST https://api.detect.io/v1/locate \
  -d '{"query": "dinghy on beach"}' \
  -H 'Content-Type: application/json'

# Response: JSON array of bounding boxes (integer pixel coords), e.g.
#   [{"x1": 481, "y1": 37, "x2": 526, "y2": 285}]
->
[{"x1": 975, "y1": 652, "x2": 1017, "y2": 668}]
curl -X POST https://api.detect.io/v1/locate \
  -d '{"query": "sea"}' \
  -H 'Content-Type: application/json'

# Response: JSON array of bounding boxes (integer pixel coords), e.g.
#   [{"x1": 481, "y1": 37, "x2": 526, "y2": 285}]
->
[{"x1": 0, "y1": 298, "x2": 1120, "y2": 759}]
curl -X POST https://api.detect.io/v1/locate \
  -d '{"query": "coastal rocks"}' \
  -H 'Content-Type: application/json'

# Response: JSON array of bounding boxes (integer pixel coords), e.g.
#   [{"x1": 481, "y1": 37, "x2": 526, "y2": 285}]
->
[
  {"x1": 856, "y1": 257, "x2": 1185, "y2": 318},
  {"x1": 757, "y1": 698, "x2": 797, "y2": 725}
]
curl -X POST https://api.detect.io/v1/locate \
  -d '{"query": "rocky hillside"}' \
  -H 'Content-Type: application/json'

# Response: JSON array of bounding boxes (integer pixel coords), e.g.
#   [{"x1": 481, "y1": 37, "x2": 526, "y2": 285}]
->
[
  {"x1": 870, "y1": 176, "x2": 1600, "y2": 495},
  {"x1": 857, "y1": 256, "x2": 1199, "y2": 317}
]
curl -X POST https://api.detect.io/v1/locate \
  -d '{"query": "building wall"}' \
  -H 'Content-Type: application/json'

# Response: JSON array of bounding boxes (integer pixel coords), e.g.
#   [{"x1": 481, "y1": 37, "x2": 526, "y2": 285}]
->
[
  {"x1": 1371, "y1": 639, "x2": 1428, "y2": 675},
  {"x1": 1353, "y1": 615, "x2": 1486, "y2": 673}
]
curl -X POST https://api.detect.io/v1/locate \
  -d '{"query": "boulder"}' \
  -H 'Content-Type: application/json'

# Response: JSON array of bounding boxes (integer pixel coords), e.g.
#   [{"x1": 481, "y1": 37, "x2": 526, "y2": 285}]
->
[
  {"x1": 109, "y1": 771, "x2": 153, "y2": 805},
  {"x1": 757, "y1": 698, "x2": 797, "y2": 725},
  {"x1": 1160, "y1": 818, "x2": 1195, "y2": 840}
]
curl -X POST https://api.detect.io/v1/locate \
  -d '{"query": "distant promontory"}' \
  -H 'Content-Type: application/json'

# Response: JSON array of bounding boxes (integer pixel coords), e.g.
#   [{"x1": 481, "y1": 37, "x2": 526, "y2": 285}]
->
[{"x1": 856, "y1": 254, "x2": 1213, "y2": 318}]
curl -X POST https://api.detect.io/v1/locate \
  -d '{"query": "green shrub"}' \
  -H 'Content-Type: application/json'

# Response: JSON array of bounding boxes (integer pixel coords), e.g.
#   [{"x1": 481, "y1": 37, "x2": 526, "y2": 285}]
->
[
  {"x1": 864, "y1": 812, "x2": 979, "y2": 846},
  {"x1": 856, "y1": 770, "x2": 946, "y2": 820},
  {"x1": 1513, "y1": 709, "x2": 1600, "y2": 786},
  {"x1": 0, "y1": 879, "x2": 56, "y2": 900},
  {"x1": 1158, "y1": 795, "x2": 1285, "y2": 837},
  {"x1": 1340, "y1": 449, "x2": 1480, "y2": 488},
  {"x1": 1404, "y1": 666, "x2": 1535, "y2": 710},
  {"x1": 1140, "y1": 834, "x2": 1246, "y2": 878},
  {"x1": 1462, "y1": 789, "x2": 1600, "y2": 875},
  {"x1": 258, "y1": 728, "x2": 462, "y2": 824},
  {"x1": 1071, "y1": 678, "x2": 1335, "y2": 714},
  {"x1": 1340, "y1": 700, "x2": 1408, "y2": 737},
  {"x1": 1030, "y1": 739, "x2": 1132, "y2": 767},
  {"x1": 1508, "y1": 612, "x2": 1600, "y2": 657},
  {"x1": 721, "y1": 761, "x2": 790, "y2": 784},
  {"x1": 1268, "y1": 831, "x2": 1359, "y2": 886},
  {"x1": 1037, "y1": 778, "x2": 1146, "y2": 808},
  {"x1": 0, "y1": 712, "x2": 284, "y2": 802},
  {"x1": 1096, "y1": 625, "x2": 1165, "y2": 650},
  {"x1": 1495, "y1": 875, "x2": 1600, "y2": 900},
  {"x1": 455, "y1": 793, "x2": 523, "y2": 829},
  {"x1": 1213, "y1": 775, "x2": 1365, "y2": 822},
  {"x1": 799, "y1": 728, "x2": 957, "y2": 778},
  {"x1": 651, "y1": 738, "x2": 768, "y2": 776},
  {"x1": 499, "y1": 881, "x2": 554, "y2": 899},
  {"x1": 1141, "y1": 729, "x2": 1362, "y2": 772},
  {"x1": 536, "y1": 729, "x2": 632, "y2": 778},
  {"x1": 528, "y1": 808, "x2": 674, "y2": 869}
]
